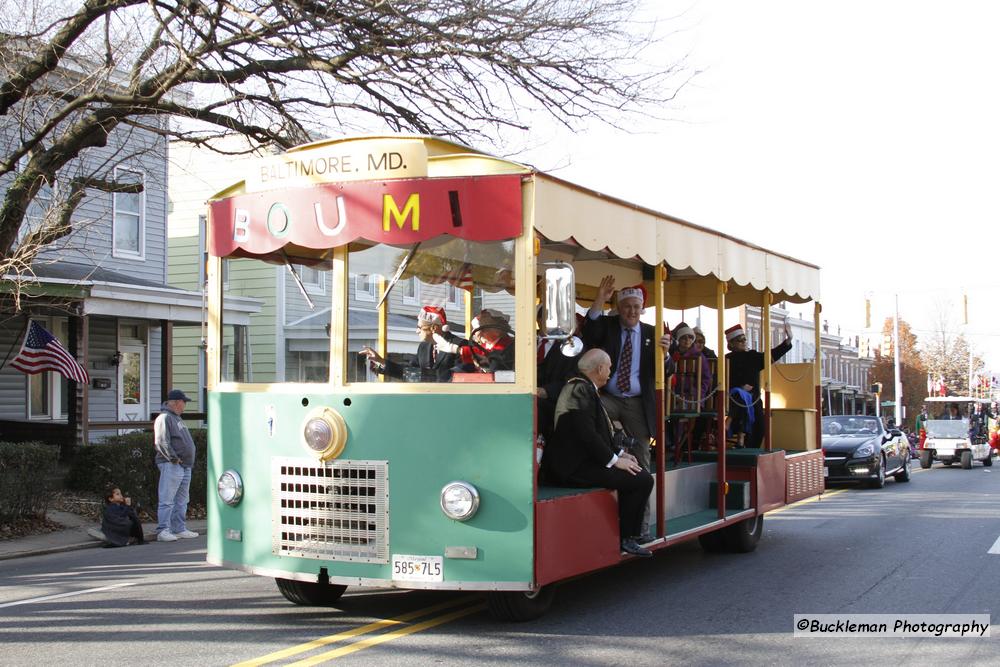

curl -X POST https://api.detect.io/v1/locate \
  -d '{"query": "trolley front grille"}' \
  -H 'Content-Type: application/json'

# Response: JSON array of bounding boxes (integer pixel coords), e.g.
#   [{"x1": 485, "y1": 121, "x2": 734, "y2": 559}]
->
[{"x1": 272, "y1": 458, "x2": 389, "y2": 563}]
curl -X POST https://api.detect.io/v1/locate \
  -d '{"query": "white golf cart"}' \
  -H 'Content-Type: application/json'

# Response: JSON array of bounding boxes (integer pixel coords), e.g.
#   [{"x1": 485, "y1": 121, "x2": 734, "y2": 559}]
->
[{"x1": 918, "y1": 396, "x2": 993, "y2": 469}]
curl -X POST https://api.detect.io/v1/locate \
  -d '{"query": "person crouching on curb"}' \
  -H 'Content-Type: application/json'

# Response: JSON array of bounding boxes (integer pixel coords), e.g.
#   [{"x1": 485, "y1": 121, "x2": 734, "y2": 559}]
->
[
  {"x1": 153, "y1": 389, "x2": 199, "y2": 542},
  {"x1": 99, "y1": 485, "x2": 146, "y2": 547}
]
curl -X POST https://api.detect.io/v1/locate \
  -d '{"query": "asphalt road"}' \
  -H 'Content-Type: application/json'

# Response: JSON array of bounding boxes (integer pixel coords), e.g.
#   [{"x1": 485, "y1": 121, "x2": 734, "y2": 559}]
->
[{"x1": 2, "y1": 462, "x2": 998, "y2": 666}]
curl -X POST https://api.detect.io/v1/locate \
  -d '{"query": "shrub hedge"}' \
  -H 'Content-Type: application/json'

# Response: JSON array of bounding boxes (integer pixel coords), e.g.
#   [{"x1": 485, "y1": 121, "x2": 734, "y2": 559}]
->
[
  {"x1": 0, "y1": 441, "x2": 59, "y2": 523},
  {"x1": 65, "y1": 429, "x2": 208, "y2": 514}
]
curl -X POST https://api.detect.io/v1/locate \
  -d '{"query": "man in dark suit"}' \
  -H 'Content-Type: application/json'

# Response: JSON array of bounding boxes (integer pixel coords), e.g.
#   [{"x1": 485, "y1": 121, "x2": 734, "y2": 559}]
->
[
  {"x1": 542, "y1": 349, "x2": 654, "y2": 557},
  {"x1": 582, "y1": 275, "x2": 675, "y2": 471},
  {"x1": 360, "y1": 306, "x2": 459, "y2": 382}
]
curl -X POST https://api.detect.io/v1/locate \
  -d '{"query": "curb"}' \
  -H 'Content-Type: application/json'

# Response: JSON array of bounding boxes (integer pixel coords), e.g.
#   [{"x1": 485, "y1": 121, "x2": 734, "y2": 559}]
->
[
  {"x1": 0, "y1": 529, "x2": 189, "y2": 562},
  {"x1": 0, "y1": 539, "x2": 102, "y2": 562}
]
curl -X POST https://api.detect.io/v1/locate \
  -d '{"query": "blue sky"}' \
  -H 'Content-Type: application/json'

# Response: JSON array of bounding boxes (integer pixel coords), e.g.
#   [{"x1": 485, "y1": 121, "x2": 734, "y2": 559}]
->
[{"x1": 516, "y1": 1, "x2": 1000, "y2": 372}]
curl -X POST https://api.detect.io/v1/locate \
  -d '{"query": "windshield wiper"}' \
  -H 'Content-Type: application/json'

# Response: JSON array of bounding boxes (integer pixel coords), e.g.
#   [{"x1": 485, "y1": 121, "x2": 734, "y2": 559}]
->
[
  {"x1": 283, "y1": 250, "x2": 316, "y2": 311},
  {"x1": 376, "y1": 242, "x2": 420, "y2": 309}
]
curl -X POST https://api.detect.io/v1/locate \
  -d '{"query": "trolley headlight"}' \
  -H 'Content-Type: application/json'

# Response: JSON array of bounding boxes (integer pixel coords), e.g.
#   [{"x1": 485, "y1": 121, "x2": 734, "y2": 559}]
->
[
  {"x1": 301, "y1": 407, "x2": 348, "y2": 460},
  {"x1": 217, "y1": 469, "x2": 243, "y2": 507},
  {"x1": 440, "y1": 481, "x2": 480, "y2": 521}
]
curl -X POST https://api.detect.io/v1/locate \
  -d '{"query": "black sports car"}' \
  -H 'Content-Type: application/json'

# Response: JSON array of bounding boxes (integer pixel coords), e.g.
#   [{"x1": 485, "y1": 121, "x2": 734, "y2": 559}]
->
[{"x1": 822, "y1": 415, "x2": 910, "y2": 488}]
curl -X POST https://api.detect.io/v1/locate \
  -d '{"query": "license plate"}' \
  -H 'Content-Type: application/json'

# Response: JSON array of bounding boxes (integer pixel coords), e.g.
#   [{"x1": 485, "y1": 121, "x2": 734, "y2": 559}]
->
[
  {"x1": 823, "y1": 467, "x2": 829, "y2": 477},
  {"x1": 391, "y1": 554, "x2": 443, "y2": 582}
]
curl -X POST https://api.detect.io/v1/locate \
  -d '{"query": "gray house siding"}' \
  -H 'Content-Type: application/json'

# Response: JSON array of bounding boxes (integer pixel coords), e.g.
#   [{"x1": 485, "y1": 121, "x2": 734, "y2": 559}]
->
[
  {"x1": 32, "y1": 121, "x2": 169, "y2": 285},
  {"x1": 0, "y1": 321, "x2": 28, "y2": 420}
]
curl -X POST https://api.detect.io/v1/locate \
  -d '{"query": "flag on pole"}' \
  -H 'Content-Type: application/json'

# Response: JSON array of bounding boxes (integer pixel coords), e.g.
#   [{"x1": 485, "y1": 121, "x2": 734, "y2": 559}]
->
[
  {"x1": 429, "y1": 262, "x2": 474, "y2": 292},
  {"x1": 10, "y1": 321, "x2": 89, "y2": 383}
]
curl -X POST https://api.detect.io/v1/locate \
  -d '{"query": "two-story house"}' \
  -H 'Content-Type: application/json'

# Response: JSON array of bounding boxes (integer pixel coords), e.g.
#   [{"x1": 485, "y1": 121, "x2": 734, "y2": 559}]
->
[{"x1": 0, "y1": 117, "x2": 257, "y2": 447}]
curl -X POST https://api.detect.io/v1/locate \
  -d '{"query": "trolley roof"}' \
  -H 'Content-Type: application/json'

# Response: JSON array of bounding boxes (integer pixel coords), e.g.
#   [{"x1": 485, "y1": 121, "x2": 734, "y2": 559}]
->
[{"x1": 208, "y1": 134, "x2": 820, "y2": 308}]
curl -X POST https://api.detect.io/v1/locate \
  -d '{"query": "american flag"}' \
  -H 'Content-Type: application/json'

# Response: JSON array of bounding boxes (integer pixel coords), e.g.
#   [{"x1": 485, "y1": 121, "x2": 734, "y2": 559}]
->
[
  {"x1": 429, "y1": 262, "x2": 474, "y2": 292},
  {"x1": 10, "y1": 321, "x2": 89, "y2": 384}
]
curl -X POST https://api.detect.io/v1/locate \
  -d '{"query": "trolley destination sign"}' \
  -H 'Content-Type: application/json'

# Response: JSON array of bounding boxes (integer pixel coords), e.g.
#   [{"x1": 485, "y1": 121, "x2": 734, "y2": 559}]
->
[{"x1": 245, "y1": 140, "x2": 429, "y2": 192}]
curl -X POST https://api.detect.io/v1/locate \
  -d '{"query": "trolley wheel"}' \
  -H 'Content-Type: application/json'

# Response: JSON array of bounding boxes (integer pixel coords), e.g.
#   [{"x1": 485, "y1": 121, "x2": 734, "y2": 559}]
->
[
  {"x1": 486, "y1": 585, "x2": 556, "y2": 622},
  {"x1": 725, "y1": 515, "x2": 764, "y2": 553},
  {"x1": 960, "y1": 451, "x2": 973, "y2": 469},
  {"x1": 919, "y1": 450, "x2": 933, "y2": 469},
  {"x1": 275, "y1": 578, "x2": 347, "y2": 606},
  {"x1": 983, "y1": 454, "x2": 993, "y2": 467},
  {"x1": 698, "y1": 529, "x2": 728, "y2": 553}
]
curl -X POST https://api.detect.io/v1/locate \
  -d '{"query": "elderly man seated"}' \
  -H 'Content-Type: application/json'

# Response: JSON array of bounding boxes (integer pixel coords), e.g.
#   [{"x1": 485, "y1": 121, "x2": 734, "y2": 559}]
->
[{"x1": 541, "y1": 348, "x2": 655, "y2": 557}]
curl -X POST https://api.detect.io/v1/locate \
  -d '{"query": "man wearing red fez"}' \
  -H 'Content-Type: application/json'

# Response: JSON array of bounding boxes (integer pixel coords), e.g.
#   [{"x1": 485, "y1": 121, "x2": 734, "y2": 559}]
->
[{"x1": 361, "y1": 305, "x2": 461, "y2": 382}]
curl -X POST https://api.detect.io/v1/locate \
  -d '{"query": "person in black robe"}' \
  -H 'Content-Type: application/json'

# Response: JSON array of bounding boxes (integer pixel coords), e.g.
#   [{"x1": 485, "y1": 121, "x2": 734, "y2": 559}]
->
[
  {"x1": 541, "y1": 349, "x2": 654, "y2": 557},
  {"x1": 724, "y1": 322, "x2": 793, "y2": 448}
]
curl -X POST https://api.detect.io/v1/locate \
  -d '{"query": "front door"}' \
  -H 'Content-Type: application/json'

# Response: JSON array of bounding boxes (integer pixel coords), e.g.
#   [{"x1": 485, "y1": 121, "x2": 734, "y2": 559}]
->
[{"x1": 117, "y1": 345, "x2": 146, "y2": 425}]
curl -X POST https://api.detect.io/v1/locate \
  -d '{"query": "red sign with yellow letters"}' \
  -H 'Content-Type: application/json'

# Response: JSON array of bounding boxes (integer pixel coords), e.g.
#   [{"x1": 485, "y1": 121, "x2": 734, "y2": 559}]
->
[{"x1": 208, "y1": 175, "x2": 522, "y2": 258}]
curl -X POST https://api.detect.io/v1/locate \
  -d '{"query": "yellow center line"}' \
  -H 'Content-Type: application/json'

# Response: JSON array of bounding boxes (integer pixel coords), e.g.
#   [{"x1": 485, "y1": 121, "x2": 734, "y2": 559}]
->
[
  {"x1": 287, "y1": 602, "x2": 487, "y2": 666},
  {"x1": 231, "y1": 595, "x2": 477, "y2": 667},
  {"x1": 768, "y1": 488, "x2": 847, "y2": 515}
]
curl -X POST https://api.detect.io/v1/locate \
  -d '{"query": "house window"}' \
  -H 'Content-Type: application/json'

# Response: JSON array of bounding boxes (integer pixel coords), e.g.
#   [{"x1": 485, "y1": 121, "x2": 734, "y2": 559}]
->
[
  {"x1": 355, "y1": 273, "x2": 377, "y2": 301},
  {"x1": 112, "y1": 169, "x2": 145, "y2": 258},
  {"x1": 445, "y1": 283, "x2": 463, "y2": 308},
  {"x1": 401, "y1": 277, "x2": 420, "y2": 304},
  {"x1": 27, "y1": 318, "x2": 71, "y2": 419},
  {"x1": 299, "y1": 265, "x2": 324, "y2": 293},
  {"x1": 200, "y1": 214, "x2": 229, "y2": 287},
  {"x1": 15, "y1": 157, "x2": 58, "y2": 243},
  {"x1": 471, "y1": 287, "x2": 484, "y2": 314}
]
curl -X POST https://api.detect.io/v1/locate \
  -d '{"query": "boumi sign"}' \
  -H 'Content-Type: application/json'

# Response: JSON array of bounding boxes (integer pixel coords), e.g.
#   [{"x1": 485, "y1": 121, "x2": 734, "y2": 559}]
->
[
  {"x1": 208, "y1": 174, "x2": 523, "y2": 258},
  {"x1": 245, "y1": 141, "x2": 428, "y2": 193}
]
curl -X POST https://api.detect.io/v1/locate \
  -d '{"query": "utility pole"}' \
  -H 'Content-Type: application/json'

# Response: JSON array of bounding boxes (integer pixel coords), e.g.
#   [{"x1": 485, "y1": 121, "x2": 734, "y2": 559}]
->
[{"x1": 893, "y1": 295, "x2": 903, "y2": 423}]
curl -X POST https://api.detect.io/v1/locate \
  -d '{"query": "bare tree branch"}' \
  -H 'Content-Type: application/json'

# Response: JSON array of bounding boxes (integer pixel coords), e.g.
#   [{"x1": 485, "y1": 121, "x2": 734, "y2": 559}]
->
[{"x1": 0, "y1": 0, "x2": 694, "y2": 293}]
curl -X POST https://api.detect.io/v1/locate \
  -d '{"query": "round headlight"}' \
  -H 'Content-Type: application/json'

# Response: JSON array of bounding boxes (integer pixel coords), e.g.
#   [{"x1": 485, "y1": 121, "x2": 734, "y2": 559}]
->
[
  {"x1": 300, "y1": 407, "x2": 348, "y2": 460},
  {"x1": 440, "y1": 481, "x2": 480, "y2": 521},
  {"x1": 217, "y1": 469, "x2": 243, "y2": 507},
  {"x1": 304, "y1": 418, "x2": 334, "y2": 452}
]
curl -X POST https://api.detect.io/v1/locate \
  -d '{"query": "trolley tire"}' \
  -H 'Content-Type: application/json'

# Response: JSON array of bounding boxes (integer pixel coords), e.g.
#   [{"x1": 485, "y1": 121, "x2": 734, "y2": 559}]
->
[
  {"x1": 983, "y1": 455, "x2": 993, "y2": 467},
  {"x1": 725, "y1": 515, "x2": 764, "y2": 553},
  {"x1": 919, "y1": 450, "x2": 933, "y2": 469},
  {"x1": 960, "y1": 451, "x2": 973, "y2": 469},
  {"x1": 698, "y1": 529, "x2": 728, "y2": 553},
  {"x1": 275, "y1": 578, "x2": 347, "y2": 606},
  {"x1": 893, "y1": 453, "x2": 911, "y2": 483},
  {"x1": 486, "y1": 586, "x2": 556, "y2": 622}
]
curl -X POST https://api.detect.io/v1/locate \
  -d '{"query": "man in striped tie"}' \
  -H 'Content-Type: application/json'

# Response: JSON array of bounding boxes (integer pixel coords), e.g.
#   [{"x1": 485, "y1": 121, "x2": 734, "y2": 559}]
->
[{"x1": 582, "y1": 276, "x2": 675, "y2": 473}]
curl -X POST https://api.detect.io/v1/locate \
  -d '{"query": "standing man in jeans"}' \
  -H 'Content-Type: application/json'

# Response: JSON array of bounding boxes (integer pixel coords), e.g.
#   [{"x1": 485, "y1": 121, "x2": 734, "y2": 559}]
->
[{"x1": 154, "y1": 389, "x2": 198, "y2": 542}]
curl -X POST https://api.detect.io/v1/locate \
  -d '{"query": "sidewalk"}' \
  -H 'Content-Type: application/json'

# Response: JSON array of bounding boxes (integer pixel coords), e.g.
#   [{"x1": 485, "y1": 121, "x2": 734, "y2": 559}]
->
[{"x1": 0, "y1": 510, "x2": 208, "y2": 561}]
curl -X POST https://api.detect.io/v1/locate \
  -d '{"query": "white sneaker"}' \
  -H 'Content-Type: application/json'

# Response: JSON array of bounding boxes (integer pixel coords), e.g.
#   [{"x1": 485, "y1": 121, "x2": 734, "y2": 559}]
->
[
  {"x1": 157, "y1": 530, "x2": 178, "y2": 542},
  {"x1": 175, "y1": 530, "x2": 199, "y2": 539},
  {"x1": 86, "y1": 528, "x2": 106, "y2": 541}
]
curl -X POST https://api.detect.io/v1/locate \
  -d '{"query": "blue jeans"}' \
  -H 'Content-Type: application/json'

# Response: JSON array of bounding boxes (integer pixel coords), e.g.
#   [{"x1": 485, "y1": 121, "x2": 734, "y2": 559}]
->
[{"x1": 157, "y1": 462, "x2": 192, "y2": 534}]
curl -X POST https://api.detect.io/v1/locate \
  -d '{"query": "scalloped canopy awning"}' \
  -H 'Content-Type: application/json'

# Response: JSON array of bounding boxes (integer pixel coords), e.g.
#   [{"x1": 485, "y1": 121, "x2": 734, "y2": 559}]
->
[{"x1": 532, "y1": 174, "x2": 820, "y2": 308}]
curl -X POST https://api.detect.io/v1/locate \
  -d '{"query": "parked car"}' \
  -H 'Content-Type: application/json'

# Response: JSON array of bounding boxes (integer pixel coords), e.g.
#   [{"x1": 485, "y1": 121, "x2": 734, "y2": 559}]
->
[{"x1": 821, "y1": 415, "x2": 910, "y2": 488}]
